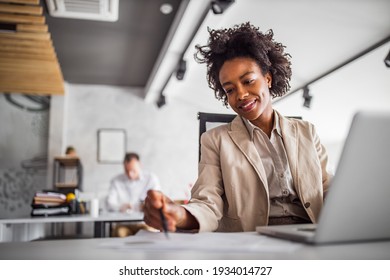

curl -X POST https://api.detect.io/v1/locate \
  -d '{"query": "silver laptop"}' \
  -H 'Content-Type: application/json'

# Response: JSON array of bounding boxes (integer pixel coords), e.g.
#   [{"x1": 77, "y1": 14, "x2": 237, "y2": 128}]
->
[{"x1": 256, "y1": 111, "x2": 390, "y2": 244}]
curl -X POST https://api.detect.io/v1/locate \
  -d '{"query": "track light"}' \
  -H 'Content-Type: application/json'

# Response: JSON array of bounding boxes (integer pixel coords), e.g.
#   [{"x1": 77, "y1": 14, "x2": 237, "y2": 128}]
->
[
  {"x1": 176, "y1": 58, "x2": 187, "y2": 80},
  {"x1": 302, "y1": 86, "x2": 312, "y2": 108},
  {"x1": 384, "y1": 49, "x2": 390, "y2": 68},
  {"x1": 156, "y1": 92, "x2": 166, "y2": 108},
  {"x1": 210, "y1": 0, "x2": 235, "y2": 15}
]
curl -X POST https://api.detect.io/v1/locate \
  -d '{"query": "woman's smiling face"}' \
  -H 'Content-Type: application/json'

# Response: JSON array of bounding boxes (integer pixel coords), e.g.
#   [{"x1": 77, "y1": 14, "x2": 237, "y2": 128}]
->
[{"x1": 219, "y1": 57, "x2": 273, "y2": 122}]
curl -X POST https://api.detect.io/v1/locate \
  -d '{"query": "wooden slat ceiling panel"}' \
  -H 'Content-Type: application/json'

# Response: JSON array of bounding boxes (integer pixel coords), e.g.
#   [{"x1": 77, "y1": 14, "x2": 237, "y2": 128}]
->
[
  {"x1": 0, "y1": 3, "x2": 42, "y2": 15},
  {"x1": 0, "y1": 31, "x2": 50, "y2": 40},
  {"x1": 0, "y1": 0, "x2": 39, "y2": 5},
  {"x1": 0, "y1": 51, "x2": 56, "y2": 60},
  {"x1": 16, "y1": 23, "x2": 48, "y2": 33},
  {"x1": 0, "y1": 37, "x2": 53, "y2": 48},
  {"x1": 0, "y1": 0, "x2": 64, "y2": 95},
  {"x1": 0, "y1": 13, "x2": 45, "y2": 24}
]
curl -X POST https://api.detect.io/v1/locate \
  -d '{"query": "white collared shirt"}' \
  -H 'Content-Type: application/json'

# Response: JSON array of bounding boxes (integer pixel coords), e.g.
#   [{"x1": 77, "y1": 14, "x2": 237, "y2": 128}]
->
[
  {"x1": 242, "y1": 112, "x2": 310, "y2": 220},
  {"x1": 106, "y1": 171, "x2": 160, "y2": 212}
]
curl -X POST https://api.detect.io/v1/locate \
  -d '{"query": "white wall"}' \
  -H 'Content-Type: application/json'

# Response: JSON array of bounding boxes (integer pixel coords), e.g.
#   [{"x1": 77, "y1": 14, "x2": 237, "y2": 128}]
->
[
  {"x1": 48, "y1": 84, "x2": 209, "y2": 206},
  {"x1": 0, "y1": 94, "x2": 48, "y2": 219}
]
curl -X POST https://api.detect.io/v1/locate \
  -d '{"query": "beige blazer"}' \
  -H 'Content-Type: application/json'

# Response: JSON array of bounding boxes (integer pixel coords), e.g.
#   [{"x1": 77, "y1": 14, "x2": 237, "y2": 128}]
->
[{"x1": 183, "y1": 110, "x2": 332, "y2": 232}]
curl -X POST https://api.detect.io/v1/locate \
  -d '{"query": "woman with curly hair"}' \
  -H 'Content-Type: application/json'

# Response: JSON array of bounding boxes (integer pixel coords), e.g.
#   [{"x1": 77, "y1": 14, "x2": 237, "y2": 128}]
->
[{"x1": 144, "y1": 22, "x2": 332, "y2": 232}]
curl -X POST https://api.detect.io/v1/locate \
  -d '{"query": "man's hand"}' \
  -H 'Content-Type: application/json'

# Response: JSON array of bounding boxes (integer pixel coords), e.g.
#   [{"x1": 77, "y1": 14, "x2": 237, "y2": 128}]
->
[{"x1": 119, "y1": 203, "x2": 132, "y2": 213}]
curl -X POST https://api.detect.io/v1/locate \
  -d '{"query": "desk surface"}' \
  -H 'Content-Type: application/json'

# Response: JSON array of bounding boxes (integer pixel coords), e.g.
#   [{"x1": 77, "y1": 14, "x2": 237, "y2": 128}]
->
[
  {"x1": 0, "y1": 211, "x2": 144, "y2": 224},
  {"x1": 0, "y1": 231, "x2": 389, "y2": 260}
]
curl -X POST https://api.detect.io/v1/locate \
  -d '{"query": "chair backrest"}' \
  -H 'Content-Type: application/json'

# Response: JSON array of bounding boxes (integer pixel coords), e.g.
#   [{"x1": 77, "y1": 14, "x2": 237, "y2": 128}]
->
[
  {"x1": 197, "y1": 112, "x2": 237, "y2": 162},
  {"x1": 197, "y1": 112, "x2": 302, "y2": 162}
]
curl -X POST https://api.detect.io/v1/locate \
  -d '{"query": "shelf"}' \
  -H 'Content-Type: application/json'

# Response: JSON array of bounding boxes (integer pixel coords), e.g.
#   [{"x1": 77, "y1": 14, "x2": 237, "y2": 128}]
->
[
  {"x1": 53, "y1": 156, "x2": 82, "y2": 193},
  {"x1": 55, "y1": 183, "x2": 78, "y2": 189},
  {"x1": 54, "y1": 156, "x2": 80, "y2": 166}
]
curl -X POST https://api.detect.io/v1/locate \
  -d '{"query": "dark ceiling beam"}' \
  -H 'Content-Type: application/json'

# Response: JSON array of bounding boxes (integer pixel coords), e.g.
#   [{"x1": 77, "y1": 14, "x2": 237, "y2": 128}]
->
[
  {"x1": 144, "y1": 0, "x2": 190, "y2": 97},
  {"x1": 158, "y1": 0, "x2": 236, "y2": 107},
  {"x1": 155, "y1": 1, "x2": 212, "y2": 108},
  {"x1": 175, "y1": 0, "x2": 236, "y2": 81},
  {"x1": 173, "y1": 2, "x2": 210, "y2": 81}
]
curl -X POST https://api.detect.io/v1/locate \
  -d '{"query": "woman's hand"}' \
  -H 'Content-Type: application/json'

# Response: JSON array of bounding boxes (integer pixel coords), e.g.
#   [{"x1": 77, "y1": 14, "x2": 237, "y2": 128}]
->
[{"x1": 144, "y1": 190, "x2": 198, "y2": 232}]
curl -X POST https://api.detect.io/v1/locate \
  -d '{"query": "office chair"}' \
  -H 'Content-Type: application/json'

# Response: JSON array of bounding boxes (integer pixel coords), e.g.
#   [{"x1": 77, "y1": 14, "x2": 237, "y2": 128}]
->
[
  {"x1": 197, "y1": 112, "x2": 237, "y2": 161},
  {"x1": 197, "y1": 112, "x2": 302, "y2": 162}
]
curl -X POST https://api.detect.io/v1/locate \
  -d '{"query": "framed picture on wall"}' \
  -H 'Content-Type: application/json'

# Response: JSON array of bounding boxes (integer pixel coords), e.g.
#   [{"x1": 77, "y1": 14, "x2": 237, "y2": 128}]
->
[{"x1": 97, "y1": 129, "x2": 126, "y2": 163}]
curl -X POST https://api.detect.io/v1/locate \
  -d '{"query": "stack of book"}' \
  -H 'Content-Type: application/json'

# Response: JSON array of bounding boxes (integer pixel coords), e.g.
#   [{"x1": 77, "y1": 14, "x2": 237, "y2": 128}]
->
[{"x1": 31, "y1": 191, "x2": 71, "y2": 216}]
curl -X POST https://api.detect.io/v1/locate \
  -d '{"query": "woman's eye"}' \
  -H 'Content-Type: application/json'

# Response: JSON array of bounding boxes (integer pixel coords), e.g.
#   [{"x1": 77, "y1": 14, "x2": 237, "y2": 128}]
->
[
  {"x1": 225, "y1": 88, "x2": 234, "y2": 94},
  {"x1": 244, "y1": 79, "x2": 254, "y2": 85}
]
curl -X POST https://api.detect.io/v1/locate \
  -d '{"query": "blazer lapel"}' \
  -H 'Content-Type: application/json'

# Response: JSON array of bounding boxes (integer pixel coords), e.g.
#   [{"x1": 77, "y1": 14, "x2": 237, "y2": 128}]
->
[
  {"x1": 278, "y1": 112, "x2": 299, "y2": 194},
  {"x1": 227, "y1": 116, "x2": 269, "y2": 195}
]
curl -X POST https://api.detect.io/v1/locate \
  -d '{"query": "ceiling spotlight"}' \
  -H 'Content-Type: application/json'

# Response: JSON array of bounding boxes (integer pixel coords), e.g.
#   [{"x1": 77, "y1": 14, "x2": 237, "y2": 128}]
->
[
  {"x1": 176, "y1": 58, "x2": 187, "y2": 80},
  {"x1": 160, "y1": 3, "x2": 173, "y2": 15},
  {"x1": 211, "y1": 0, "x2": 235, "y2": 15},
  {"x1": 156, "y1": 92, "x2": 166, "y2": 108},
  {"x1": 384, "y1": 49, "x2": 390, "y2": 68},
  {"x1": 302, "y1": 86, "x2": 312, "y2": 109}
]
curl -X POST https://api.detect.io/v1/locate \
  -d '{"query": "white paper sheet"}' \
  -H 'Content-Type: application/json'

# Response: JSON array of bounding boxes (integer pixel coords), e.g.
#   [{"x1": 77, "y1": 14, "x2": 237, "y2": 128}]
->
[{"x1": 99, "y1": 230, "x2": 302, "y2": 253}]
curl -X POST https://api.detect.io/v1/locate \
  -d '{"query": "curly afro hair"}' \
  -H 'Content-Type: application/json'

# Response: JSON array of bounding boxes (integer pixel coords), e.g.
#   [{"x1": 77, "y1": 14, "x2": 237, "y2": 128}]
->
[{"x1": 195, "y1": 22, "x2": 292, "y2": 107}]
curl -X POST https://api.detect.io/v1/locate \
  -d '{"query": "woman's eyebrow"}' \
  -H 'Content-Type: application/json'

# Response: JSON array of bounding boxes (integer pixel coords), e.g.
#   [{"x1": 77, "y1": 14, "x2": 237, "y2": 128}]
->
[
  {"x1": 221, "y1": 71, "x2": 255, "y2": 87},
  {"x1": 239, "y1": 71, "x2": 255, "y2": 79}
]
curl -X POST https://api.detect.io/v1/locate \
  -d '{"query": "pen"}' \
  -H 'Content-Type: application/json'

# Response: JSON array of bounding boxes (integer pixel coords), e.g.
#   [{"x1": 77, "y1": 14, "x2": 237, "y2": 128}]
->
[{"x1": 159, "y1": 208, "x2": 169, "y2": 239}]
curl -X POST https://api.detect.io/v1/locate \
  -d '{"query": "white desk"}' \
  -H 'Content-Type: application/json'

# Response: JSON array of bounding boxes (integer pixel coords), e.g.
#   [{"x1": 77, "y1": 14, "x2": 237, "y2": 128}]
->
[
  {"x1": 0, "y1": 212, "x2": 144, "y2": 241},
  {"x1": 0, "y1": 231, "x2": 389, "y2": 260}
]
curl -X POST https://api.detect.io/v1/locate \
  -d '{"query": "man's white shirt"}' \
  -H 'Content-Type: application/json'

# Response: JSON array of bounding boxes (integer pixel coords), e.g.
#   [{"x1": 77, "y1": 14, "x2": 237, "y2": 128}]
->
[{"x1": 106, "y1": 171, "x2": 160, "y2": 212}]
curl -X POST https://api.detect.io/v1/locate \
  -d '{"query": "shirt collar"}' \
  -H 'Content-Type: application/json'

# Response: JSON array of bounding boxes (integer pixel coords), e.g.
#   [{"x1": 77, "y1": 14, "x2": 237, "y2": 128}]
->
[
  {"x1": 273, "y1": 111, "x2": 283, "y2": 138},
  {"x1": 126, "y1": 170, "x2": 144, "y2": 181},
  {"x1": 242, "y1": 110, "x2": 282, "y2": 140}
]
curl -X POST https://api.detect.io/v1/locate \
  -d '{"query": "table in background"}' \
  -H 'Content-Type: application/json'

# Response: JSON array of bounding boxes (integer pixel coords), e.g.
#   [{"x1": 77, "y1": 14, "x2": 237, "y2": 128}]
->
[{"x1": 0, "y1": 211, "x2": 144, "y2": 242}]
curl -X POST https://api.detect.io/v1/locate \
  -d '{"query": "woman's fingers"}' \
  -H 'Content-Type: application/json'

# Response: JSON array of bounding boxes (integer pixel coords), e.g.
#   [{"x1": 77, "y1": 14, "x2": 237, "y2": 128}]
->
[
  {"x1": 144, "y1": 190, "x2": 181, "y2": 232},
  {"x1": 144, "y1": 190, "x2": 172, "y2": 230},
  {"x1": 143, "y1": 190, "x2": 162, "y2": 229}
]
